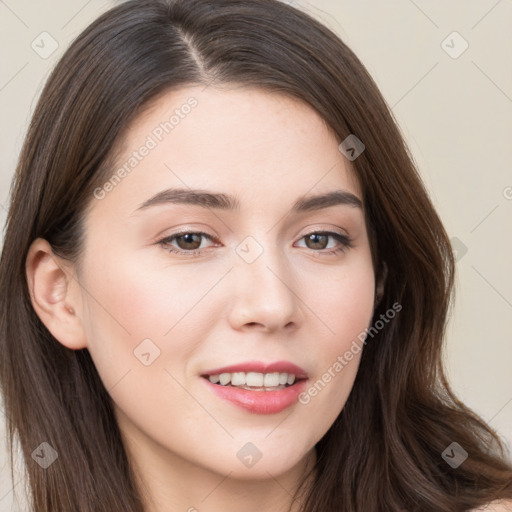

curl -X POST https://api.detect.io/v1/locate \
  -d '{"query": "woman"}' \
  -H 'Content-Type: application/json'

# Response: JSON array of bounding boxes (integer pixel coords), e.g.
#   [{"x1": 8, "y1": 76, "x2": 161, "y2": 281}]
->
[{"x1": 0, "y1": 0, "x2": 511, "y2": 510}]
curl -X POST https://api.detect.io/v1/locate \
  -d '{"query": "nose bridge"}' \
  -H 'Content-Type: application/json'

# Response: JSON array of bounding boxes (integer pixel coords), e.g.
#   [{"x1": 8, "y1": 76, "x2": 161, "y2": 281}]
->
[{"x1": 229, "y1": 234, "x2": 301, "y2": 330}]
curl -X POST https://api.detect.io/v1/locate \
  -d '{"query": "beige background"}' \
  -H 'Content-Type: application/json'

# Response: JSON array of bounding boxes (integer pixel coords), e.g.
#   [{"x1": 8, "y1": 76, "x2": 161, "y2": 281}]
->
[{"x1": 1, "y1": 0, "x2": 511, "y2": 509}]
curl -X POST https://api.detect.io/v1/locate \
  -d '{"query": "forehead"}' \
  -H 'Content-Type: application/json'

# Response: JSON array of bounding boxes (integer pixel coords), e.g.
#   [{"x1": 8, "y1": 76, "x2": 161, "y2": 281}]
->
[{"x1": 92, "y1": 85, "x2": 363, "y2": 217}]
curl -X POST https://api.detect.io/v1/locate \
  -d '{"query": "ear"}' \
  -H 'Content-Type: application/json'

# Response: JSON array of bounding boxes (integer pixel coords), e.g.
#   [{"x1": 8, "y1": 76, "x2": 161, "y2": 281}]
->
[
  {"x1": 25, "y1": 238, "x2": 87, "y2": 350},
  {"x1": 374, "y1": 261, "x2": 388, "y2": 308}
]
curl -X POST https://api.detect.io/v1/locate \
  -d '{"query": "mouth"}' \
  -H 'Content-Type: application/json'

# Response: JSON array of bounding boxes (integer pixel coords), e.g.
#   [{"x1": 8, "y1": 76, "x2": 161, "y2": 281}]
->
[
  {"x1": 200, "y1": 361, "x2": 309, "y2": 414},
  {"x1": 201, "y1": 371, "x2": 306, "y2": 391}
]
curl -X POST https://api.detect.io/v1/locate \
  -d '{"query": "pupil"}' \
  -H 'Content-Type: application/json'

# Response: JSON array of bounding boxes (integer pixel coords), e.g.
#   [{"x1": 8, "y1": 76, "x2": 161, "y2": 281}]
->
[
  {"x1": 178, "y1": 233, "x2": 201, "y2": 250},
  {"x1": 307, "y1": 233, "x2": 327, "y2": 250}
]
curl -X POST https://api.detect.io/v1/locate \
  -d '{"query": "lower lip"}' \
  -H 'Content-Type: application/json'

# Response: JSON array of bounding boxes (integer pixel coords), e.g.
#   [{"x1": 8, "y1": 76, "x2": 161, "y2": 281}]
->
[{"x1": 202, "y1": 377, "x2": 308, "y2": 414}]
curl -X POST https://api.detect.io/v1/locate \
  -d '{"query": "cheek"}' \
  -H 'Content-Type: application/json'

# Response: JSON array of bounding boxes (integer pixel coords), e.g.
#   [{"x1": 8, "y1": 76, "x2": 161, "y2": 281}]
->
[
  {"x1": 294, "y1": 255, "x2": 375, "y2": 423},
  {"x1": 302, "y1": 251, "x2": 376, "y2": 348},
  {"x1": 78, "y1": 247, "x2": 229, "y2": 385},
  {"x1": 78, "y1": 252, "x2": 217, "y2": 437}
]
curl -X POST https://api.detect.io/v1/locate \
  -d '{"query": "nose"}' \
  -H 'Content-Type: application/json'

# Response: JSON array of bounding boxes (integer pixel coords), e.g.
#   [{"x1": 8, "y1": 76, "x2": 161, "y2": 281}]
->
[{"x1": 227, "y1": 247, "x2": 303, "y2": 333}]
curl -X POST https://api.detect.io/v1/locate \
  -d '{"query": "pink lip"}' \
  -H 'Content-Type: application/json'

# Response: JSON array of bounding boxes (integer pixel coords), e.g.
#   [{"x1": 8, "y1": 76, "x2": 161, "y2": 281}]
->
[
  {"x1": 200, "y1": 360, "x2": 309, "y2": 415},
  {"x1": 201, "y1": 360, "x2": 308, "y2": 379},
  {"x1": 202, "y1": 377, "x2": 308, "y2": 415}
]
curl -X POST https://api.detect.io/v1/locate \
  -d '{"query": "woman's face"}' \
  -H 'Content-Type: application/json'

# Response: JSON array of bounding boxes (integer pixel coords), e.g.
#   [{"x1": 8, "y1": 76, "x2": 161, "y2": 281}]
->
[{"x1": 75, "y1": 85, "x2": 375, "y2": 482}]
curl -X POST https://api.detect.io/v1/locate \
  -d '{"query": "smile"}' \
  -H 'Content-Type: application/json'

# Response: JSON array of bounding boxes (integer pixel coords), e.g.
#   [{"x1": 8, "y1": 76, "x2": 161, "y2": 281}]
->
[
  {"x1": 200, "y1": 361, "x2": 309, "y2": 414},
  {"x1": 207, "y1": 371, "x2": 298, "y2": 389}
]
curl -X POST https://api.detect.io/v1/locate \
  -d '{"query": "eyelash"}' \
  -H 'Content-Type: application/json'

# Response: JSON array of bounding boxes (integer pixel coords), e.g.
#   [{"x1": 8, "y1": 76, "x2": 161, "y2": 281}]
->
[{"x1": 157, "y1": 230, "x2": 354, "y2": 257}]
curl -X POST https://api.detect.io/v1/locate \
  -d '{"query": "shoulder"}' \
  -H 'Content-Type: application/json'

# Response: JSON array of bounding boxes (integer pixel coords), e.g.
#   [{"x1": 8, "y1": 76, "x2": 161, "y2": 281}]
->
[{"x1": 471, "y1": 500, "x2": 512, "y2": 512}]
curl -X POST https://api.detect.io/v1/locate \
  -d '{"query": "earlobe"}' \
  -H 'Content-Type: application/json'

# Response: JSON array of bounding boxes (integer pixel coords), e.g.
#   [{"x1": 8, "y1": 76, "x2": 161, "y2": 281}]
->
[{"x1": 25, "y1": 238, "x2": 87, "y2": 350}]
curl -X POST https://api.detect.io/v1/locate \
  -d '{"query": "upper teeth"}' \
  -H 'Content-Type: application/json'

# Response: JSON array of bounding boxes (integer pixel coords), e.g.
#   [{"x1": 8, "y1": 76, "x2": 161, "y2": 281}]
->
[{"x1": 208, "y1": 372, "x2": 296, "y2": 387}]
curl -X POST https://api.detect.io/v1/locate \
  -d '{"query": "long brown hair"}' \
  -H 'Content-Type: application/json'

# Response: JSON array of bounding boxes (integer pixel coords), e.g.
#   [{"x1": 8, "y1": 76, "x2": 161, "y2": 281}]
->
[{"x1": 1, "y1": 0, "x2": 511, "y2": 510}]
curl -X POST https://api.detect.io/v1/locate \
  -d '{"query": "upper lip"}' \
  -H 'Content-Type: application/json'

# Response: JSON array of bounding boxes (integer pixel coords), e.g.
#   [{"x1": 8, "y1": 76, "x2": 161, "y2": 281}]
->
[{"x1": 201, "y1": 360, "x2": 308, "y2": 379}]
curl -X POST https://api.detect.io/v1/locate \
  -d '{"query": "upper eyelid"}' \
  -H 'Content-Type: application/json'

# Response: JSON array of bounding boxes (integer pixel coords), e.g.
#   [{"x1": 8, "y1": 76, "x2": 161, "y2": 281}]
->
[
  {"x1": 162, "y1": 228, "x2": 347, "y2": 239},
  {"x1": 160, "y1": 230, "x2": 350, "y2": 248},
  {"x1": 161, "y1": 231, "x2": 218, "y2": 245}
]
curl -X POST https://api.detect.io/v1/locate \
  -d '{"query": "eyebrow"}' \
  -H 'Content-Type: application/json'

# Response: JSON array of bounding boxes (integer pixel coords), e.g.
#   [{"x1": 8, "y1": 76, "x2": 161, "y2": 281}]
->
[{"x1": 133, "y1": 188, "x2": 363, "y2": 213}]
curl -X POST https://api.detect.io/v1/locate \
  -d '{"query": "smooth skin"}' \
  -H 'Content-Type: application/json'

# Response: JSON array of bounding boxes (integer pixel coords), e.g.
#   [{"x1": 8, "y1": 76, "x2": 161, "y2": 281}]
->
[{"x1": 26, "y1": 84, "x2": 385, "y2": 512}]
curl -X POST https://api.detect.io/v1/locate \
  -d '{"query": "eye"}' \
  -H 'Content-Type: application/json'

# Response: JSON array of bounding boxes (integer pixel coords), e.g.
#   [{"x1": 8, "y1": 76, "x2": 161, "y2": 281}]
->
[
  {"x1": 295, "y1": 231, "x2": 353, "y2": 255},
  {"x1": 158, "y1": 231, "x2": 217, "y2": 256},
  {"x1": 157, "y1": 230, "x2": 353, "y2": 257}
]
